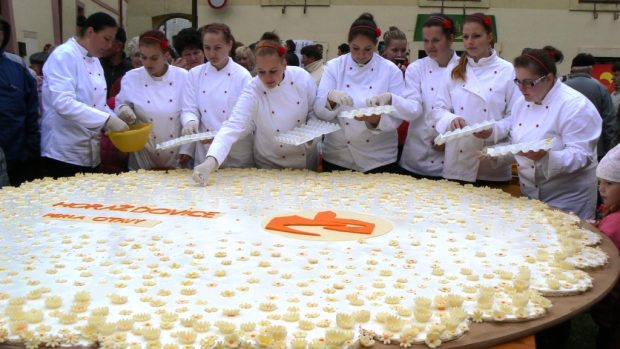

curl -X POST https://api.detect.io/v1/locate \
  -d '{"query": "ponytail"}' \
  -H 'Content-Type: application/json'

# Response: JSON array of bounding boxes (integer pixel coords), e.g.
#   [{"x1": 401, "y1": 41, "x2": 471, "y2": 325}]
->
[{"x1": 451, "y1": 52, "x2": 468, "y2": 81}]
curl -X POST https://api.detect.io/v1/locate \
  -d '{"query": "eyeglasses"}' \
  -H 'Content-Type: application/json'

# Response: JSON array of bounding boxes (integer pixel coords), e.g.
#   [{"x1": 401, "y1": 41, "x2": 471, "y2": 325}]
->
[{"x1": 513, "y1": 75, "x2": 546, "y2": 88}]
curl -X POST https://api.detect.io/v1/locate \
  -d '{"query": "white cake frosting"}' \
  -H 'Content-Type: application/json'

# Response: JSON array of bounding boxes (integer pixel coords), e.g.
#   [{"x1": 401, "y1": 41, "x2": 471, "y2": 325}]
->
[{"x1": 0, "y1": 169, "x2": 607, "y2": 348}]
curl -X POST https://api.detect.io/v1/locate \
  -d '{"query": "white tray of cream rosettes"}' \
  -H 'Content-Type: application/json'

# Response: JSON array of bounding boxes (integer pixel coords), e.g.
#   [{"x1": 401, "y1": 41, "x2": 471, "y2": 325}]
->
[
  {"x1": 484, "y1": 138, "x2": 555, "y2": 158},
  {"x1": 275, "y1": 119, "x2": 341, "y2": 146},
  {"x1": 338, "y1": 105, "x2": 396, "y2": 119},
  {"x1": 155, "y1": 131, "x2": 216, "y2": 150},
  {"x1": 433, "y1": 120, "x2": 495, "y2": 146}
]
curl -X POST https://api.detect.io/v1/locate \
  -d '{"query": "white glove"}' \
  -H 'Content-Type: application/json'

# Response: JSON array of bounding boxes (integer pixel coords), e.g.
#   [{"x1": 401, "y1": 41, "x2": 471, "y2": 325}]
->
[
  {"x1": 104, "y1": 114, "x2": 129, "y2": 132},
  {"x1": 182, "y1": 120, "x2": 199, "y2": 136},
  {"x1": 327, "y1": 90, "x2": 353, "y2": 107},
  {"x1": 366, "y1": 92, "x2": 392, "y2": 107},
  {"x1": 192, "y1": 156, "x2": 218, "y2": 185},
  {"x1": 117, "y1": 105, "x2": 137, "y2": 124}
]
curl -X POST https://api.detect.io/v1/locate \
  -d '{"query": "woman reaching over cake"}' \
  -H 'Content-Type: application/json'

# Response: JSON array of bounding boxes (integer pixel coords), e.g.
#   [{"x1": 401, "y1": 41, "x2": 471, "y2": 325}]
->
[
  {"x1": 192, "y1": 32, "x2": 318, "y2": 185},
  {"x1": 41, "y1": 12, "x2": 129, "y2": 178},
  {"x1": 114, "y1": 30, "x2": 189, "y2": 170},
  {"x1": 431, "y1": 13, "x2": 519, "y2": 183},
  {"x1": 179, "y1": 23, "x2": 254, "y2": 169},
  {"x1": 591, "y1": 143, "x2": 620, "y2": 349},
  {"x1": 313, "y1": 12, "x2": 407, "y2": 173},
  {"x1": 398, "y1": 14, "x2": 459, "y2": 179},
  {"x1": 492, "y1": 49, "x2": 601, "y2": 220}
]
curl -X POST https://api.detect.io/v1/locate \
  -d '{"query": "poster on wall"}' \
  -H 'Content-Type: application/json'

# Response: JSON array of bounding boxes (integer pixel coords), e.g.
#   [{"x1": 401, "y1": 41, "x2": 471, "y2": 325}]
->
[{"x1": 593, "y1": 63, "x2": 614, "y2": 92}]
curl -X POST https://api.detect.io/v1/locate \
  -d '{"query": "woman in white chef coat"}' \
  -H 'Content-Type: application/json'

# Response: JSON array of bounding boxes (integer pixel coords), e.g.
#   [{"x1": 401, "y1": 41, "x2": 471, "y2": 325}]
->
[
  {"x1": 500, "y1": 49, "x2": 600, "y2": 219},
  {"x1": 114, "y1": 30, "x2": 188, "y2": 170},
  {"x1": 431, "y1": 13, "x2": 519, "y2": 183},
  {"x1": 192, "y1": 32, "x2": 318, "y2": 185},
  {"x1": 314, "y1": 13, "x2": 406, "y2": 173},
  {"x1": 41, "y1": 12, "x2": 129, "y2": 178},
  {"x1": 180, "y1": 23, "x2": 254, "y2": 168},
  {"x1": 398, "y1": 14, "x2": 459, "y2": 178}
]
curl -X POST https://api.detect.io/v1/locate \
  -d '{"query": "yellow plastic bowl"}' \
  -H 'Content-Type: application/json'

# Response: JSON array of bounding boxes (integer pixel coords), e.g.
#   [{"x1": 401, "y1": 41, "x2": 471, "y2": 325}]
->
[{"x1": 106, "y1": 123, "x2": 152, "y2": 153}]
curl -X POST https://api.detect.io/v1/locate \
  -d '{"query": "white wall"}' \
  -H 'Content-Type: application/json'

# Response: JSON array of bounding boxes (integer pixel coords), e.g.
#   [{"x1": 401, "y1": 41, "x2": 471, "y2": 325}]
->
[
  {"x1": 125, "y1": 1, "x2": 620, "y2": 76},
  {"x1": 12, "y1": 0, "x2": 54, "y2": 56}
]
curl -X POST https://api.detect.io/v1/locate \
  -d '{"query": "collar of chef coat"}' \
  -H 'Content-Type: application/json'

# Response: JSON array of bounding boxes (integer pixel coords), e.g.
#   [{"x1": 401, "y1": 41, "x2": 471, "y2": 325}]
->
[
  {"x1": 69, "y1": 37, "x2": 93, "y2": 63},
  {"x1": 530, "y1": 78, "x2": 562, "y2": 106},
  {"x1": 345, "y1": 52, "x2": 381, "y2": 72},
  {"x1": 207, "y1": 57, "x2": 233, "y2": 73},
  {"x1": 257, "y1": 67, "x2": 293, "y2": 93},
  {"x1": 148, "y1": 64, "x2": 173, "y2": 82},
  {"x1": 466, "y1": 49, "x2": 497, "y2": 68},
  {"x1": 429, "y1": 51, "x2": 460, "y2": 69}
]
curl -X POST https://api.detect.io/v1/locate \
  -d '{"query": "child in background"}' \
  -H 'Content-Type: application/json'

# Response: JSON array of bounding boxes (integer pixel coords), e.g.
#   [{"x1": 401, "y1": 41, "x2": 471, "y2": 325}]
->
[{"x1": 591, "y1": 143, "x2": 620, "y2": 349}]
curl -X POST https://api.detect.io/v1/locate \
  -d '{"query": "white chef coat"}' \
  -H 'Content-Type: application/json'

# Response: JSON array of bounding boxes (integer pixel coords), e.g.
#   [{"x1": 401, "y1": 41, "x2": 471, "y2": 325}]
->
[
  {"x1": 41, "y1": 37, "x2": 112, "y2": 167},
  {"x1": 398, "y1": 53, "x2": 459, "y2": 177},
  {"x1": 207, "y1": 66, "x2": 318, "y2": 169},
  {"x1": 432, "y1": 50, "x2": 519, "y2": 182},
  {"x1": 115, "y1": 65, "x2": 188, "y2": 170},
  {"x1": 314, "y1": 53, "x2": 405, "y2": 172},
  {"x1": 508, "y1": 80, "x2": 601, "y2": 220},
  {"x1": 181, "y1": 59, "x2": 254, "y2": 168}
]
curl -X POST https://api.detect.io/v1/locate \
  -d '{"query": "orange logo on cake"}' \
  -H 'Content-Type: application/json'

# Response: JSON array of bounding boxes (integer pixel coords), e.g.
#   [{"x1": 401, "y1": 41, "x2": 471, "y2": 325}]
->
[{"x1": 264, "y1": 210, "x2": 393, "y2": 241}]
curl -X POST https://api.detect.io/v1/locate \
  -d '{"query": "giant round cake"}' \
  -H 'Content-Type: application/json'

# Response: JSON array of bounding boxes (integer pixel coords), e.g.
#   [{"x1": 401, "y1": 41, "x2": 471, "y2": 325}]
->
[{"x1": 0, "y1": 169, "x2": 609, "y2": 349}]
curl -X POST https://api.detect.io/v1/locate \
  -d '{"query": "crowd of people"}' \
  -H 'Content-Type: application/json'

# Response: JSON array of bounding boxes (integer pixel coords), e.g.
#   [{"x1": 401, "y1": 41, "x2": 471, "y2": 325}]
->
[{"x1": 1, "y1": 10, "x2": 620, "y2": 348}]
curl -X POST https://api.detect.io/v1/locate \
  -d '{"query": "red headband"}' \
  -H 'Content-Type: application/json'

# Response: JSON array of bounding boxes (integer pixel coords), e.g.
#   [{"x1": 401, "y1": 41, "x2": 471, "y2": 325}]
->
[
  {"x1": 430, "y1": 16, "x2": 453, "y2": 30},
  {"x1": 142, "y1": 36, "x2": 169, "y2": 51},
  {"x1": 523, "y1": 53, "x2": 551, "y2": 75},
  {"x1": 256, "y1": 43, "x2": 286, "y2": 57},
  {"x1": 351, "y1": 25, "x2": 382, "y2": 38}
]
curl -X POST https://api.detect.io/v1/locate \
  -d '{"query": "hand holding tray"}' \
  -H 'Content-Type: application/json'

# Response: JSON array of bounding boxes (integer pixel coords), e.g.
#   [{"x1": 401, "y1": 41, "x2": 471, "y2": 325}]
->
[
  {"x1": 434, "y1": 120, "x2": 495, "y2": 146},
  {"x1": 338, "y1": 105, "x2": 396, "y2": 119},
  {"x1": 485, "y1": 138, "x2": 555, "y2": 157}
]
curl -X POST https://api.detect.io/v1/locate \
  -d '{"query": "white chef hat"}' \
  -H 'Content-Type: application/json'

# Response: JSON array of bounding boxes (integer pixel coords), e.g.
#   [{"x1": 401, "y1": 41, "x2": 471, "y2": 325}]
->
[{"x1": 597, "y1": 144, "x2": 620, "y2": 183}]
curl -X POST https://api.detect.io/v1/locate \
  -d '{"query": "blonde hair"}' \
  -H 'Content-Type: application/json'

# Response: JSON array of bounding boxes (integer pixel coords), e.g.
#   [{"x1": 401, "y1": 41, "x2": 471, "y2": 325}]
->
[{"x1": 382, "y1": 26, "x2": 406, "y2": 48}]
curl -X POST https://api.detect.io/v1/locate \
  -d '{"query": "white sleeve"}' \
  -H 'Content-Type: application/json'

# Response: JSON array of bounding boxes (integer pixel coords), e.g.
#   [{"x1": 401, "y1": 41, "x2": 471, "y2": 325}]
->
[
  {"x1": 493, "y1": 71, "x2": 519, "y2": 142},
  {"x1": 391, "y1": 63, "x2": 423, "y2": 122},
  {"x1": 313, "y1": 60, "x2": 340, "y2": 121},
  {"x1": 374, "y1": 65, "x2": 407, "y2": 132},
  {"x1": 114, "y1": 72, "x2": 133, "y2": 113},
  {"x1": 206, "y1": 85, "x2": 256, "y2": 166},
  {"x1": 541, "y1": 100, "x2": 601, "y2": 179},
  {"x1": 43, "y1": 49, "x2": 109, "y2": 128},
  {"x1": 180, "y1": 68, "x2": 200, "y2": 126},
  {"x1": 304, "y1": 71, "x2": 318, "y2": 122}
]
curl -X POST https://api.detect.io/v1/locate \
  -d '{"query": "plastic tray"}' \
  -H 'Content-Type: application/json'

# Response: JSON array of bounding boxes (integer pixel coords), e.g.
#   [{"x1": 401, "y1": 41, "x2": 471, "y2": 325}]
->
[
  {"x1": 485, "y1": 138, "x2": 554, "y2": 157},
  {"x1": 434, "y1": 120, "x2": 495, "y2": 146},
  {"x1": 275, "y1": 119, "x2": 341, "y2": 146},
  {"x1": 338, "y1": 105, "x2": 396, "y2": 119},
  {"x1": 155, "y1": 131, "x2": 216, "y2": 150}
]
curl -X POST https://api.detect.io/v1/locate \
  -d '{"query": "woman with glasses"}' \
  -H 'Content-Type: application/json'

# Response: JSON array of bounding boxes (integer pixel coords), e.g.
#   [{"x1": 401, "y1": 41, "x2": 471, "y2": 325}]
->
[
  {"x1": 495, "y1": 49, "x2": 601, "y2": 219},
  {"x1": 431, "y1": 13, "x2": 519, "y2": 183}
]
